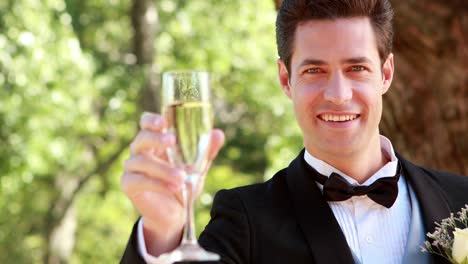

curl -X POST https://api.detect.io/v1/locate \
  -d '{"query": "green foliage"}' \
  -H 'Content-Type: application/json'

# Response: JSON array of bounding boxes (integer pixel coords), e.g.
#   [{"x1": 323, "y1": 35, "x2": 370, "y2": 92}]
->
[{"x1": 0, "y1": 0, "x2": 303, "y2": 262}]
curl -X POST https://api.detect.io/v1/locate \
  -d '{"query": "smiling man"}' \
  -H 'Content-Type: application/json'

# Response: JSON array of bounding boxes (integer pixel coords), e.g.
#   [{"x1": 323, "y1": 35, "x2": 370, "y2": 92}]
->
[
  {"x1": 120, "y1": 0, "x2": 468, "y2": 263},
  {"x1": 278, "y1": 17, "x2": 393, "y2": 183}
]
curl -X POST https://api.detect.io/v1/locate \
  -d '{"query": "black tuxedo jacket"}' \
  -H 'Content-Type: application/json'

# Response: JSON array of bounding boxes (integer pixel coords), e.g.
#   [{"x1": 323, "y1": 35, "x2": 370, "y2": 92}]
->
[{"x1": 121, "y1": 151, "x2": 468, "y2": 264}]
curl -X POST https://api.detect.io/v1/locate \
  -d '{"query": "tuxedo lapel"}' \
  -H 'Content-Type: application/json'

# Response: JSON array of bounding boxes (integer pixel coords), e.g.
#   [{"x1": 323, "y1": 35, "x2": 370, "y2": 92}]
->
[
  {"x1": 398, "y1": 154, "x2": 452, "y2": 263},
  {"x1": 398, "y1": 155, "x2": 452, "y2": 234},
  {"x1": 285, "y1": 150, "x2": 354, "y2": 264}
]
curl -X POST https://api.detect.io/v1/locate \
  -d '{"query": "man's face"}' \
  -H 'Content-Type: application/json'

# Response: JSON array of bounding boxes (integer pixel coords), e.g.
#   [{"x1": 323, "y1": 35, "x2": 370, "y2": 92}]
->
[{"x1": 278, "y1": 17, "x2": 394, "y2": 159}]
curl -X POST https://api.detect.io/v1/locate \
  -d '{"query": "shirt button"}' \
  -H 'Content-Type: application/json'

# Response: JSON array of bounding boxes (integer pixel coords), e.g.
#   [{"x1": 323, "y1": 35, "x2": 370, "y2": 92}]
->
[{"x1": 366, "y1": 235, "x2": 373, "y2": 244}]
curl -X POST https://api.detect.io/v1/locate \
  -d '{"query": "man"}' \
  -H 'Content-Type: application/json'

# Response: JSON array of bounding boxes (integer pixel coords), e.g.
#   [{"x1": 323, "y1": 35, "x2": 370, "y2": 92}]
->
[{"x1": 120, "y1": 0, "x2": 468, "y2": 263}]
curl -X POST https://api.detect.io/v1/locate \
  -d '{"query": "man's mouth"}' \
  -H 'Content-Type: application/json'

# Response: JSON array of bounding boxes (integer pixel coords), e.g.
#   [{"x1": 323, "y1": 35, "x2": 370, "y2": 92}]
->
[{"x1": 318, "y1": 114, "x2": 360, "y2": 122}]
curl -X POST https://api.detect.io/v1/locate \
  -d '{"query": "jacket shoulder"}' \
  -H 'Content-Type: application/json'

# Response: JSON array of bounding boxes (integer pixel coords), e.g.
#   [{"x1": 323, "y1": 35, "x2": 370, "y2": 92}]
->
[
  {"x1": 411, "y1": 163, "x2": 468, "y2": 211},
  {"x1": 200, "y1": 168, "x2": 290, "y2": 264},
  {"x1": 417, "y1": 165, "x2": 468, "y2": 189}
]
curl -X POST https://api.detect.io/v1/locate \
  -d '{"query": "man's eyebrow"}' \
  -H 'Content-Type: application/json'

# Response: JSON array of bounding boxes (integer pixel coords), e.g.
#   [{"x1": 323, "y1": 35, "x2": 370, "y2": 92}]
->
[
  {"x1": 298, "y1": 59, "x2": 328, "y2": 67},
  {"x1": 298, "y1": 57, "x2": 373, "y2": 68},
  {"x1": 341, "y1": 57, "x2": 373, "y2": 64}
]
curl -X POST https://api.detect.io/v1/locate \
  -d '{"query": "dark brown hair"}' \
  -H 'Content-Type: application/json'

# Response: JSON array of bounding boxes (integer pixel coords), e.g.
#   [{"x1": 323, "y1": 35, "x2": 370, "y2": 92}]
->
[{"x1": 276, "y1": 0, "x2": 394, "y2": 71}]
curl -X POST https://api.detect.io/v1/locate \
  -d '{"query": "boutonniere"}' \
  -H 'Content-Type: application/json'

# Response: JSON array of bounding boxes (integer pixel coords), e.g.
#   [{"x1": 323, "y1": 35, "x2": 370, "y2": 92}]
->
[{"x1": 421, "y1": 205, "x2": 468, "y2": 264}]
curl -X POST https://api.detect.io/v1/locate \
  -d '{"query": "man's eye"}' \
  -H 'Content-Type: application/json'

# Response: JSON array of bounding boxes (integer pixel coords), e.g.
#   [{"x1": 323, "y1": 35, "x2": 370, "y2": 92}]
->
[
  {"x1": 305, "y1": 68, "x2": 321, "y2": 74},
  {"x1": 351, "y1": 65, "x2": 365, "y2": 71}
]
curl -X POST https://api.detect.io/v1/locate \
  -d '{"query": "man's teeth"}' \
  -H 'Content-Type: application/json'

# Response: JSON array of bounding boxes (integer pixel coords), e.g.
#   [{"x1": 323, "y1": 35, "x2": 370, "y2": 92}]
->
[{"x1": 320, "y1": 114, "x2": 358, "y2": 122}]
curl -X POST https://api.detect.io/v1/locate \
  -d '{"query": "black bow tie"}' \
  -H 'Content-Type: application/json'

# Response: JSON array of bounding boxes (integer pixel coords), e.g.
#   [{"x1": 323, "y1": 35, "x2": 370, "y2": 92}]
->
[{"x1": 306, "y1": 162, "x2": 401, "y2": 208}]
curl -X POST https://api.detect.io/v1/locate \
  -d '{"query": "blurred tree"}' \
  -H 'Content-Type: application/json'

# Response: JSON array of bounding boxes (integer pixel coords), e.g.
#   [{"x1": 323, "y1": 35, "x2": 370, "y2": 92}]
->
[
  {"x1": 1, "y1": 0, "x2": 463, "y2": 263},
  {"x1": 0, "y1": 0, "x2": 286, "y2": 263},
  {"x1": 0, "y1": 0, "x2": 139, "y2": 263},
  {"x1": 273, "y1": 0, "x2": 468, "y2": 175}
]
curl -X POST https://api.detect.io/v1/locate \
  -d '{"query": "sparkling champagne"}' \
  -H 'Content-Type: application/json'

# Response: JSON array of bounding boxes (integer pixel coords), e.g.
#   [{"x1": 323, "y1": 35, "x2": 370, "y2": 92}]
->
[{"x1": 165, "y1": 101, "x2": 212, "y2": 176}]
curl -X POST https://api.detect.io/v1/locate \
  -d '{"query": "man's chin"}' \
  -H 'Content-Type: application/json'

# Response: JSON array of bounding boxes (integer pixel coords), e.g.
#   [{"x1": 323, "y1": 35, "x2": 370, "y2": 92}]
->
[{"x1": 307, "y1": 139, "x2": 361, "y2": 158}]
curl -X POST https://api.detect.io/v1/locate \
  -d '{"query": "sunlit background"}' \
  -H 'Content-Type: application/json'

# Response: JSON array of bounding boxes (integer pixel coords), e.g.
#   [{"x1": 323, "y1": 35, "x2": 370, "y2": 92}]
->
[
  {"x1": 0, "y1": 0, "x2": 297, "y2": 262},
  {"x1": 0, "y1": 0, "x2": 466, "y2": 263}
]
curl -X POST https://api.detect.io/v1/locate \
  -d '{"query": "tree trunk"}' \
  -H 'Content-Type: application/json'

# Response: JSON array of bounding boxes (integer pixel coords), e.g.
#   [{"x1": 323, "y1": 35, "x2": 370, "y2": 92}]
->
[
  {"x1": 273, "y1": 0, "x2": 467, "y2": 175},
  {"x1": 43, "y1": 141, "x2": 129, "y2": 263},
  {"x1": 381, "y1": 0, "x2": 467, "y2": 175},
  {"x1": 44, "y1": 196, "x2": 77, "y2": 264},
  {"x1": 273, "y1": 0, "x2": 282, "y2": 10},
  {"x1": 41, "y1": 1, "x2": 159, "y2": 263},
  {"x1": 131, "y1": 0, "x2": 160, "y2": 113}
]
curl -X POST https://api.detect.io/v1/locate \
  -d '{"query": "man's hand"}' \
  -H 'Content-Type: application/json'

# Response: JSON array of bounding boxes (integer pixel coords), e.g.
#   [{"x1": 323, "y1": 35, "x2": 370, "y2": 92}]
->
[{"x1": 120, "y1": 112, "x2": 225, "y2": 256}]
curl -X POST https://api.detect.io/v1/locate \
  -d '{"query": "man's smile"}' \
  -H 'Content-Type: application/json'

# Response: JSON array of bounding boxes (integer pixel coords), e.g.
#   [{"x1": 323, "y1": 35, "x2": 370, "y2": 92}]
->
[{"x1": 318, "y1": 113, "x2": 360, "y2": 122}]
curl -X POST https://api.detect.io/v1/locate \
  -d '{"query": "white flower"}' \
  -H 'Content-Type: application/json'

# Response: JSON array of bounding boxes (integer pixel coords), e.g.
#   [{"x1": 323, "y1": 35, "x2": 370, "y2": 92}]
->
[
  {"x1": 453, "y1": 228, "x2": 468, "y2": 264},
  {"x1": 422, "y1": 205, "x2": 468, "y2": 263}
]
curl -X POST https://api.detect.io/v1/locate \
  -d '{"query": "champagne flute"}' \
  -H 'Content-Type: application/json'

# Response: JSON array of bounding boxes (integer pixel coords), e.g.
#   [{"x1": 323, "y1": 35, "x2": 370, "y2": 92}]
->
[{"x1": 159, "y1": 71, "x2": 220, "y2": 263}]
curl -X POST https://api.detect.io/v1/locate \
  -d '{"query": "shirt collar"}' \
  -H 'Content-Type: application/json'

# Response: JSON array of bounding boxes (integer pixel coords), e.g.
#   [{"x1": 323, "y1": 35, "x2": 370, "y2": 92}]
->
[{"x1": 304, "y1": 135, "x2": 399, "y2": 186}]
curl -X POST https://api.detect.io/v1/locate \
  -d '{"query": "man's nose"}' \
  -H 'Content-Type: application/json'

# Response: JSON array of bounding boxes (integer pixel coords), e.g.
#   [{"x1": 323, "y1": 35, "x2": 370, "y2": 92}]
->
[{"x1": 323, "y1": 72, "x2": 353, "y2": 105}]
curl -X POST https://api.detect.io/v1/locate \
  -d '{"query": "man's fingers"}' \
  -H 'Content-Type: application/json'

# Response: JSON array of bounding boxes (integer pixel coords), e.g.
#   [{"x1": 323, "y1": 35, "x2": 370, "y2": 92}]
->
[
  {"x1": 208, "y1": 129, "x2": 225, "y2": 161},
  {"x1": 130, "y1": 129, "x2": 175, "y2": 156},
  {"x1": 123, "y1": 155, "x2": 184, "y2": 187},
  {"x1": 121, "y1": 172, "x2": 174, "y2": 198},
  {"x1": 139, "y1": 112, "x2": 166, "y2": 131}
]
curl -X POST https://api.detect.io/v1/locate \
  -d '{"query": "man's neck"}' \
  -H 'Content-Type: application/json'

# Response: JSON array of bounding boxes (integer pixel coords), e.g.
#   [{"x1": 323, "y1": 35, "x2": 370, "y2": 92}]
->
[{"x1": 307, "y1": 136, "x2": 390, "y2": 184}]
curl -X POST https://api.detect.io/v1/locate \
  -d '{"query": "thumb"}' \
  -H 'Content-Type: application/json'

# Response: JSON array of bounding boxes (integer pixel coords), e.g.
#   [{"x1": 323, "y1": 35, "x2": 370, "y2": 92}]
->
[
  {"x1": 207, "y1": 129, "x2": 225, "y2": 161},
  {"x1": 195, "y1": 129, "x2": 225, "y2": 196}
]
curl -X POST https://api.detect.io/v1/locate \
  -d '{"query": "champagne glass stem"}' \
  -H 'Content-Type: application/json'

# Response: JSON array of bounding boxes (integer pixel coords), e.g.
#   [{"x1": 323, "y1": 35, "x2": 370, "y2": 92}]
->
[{"x1": 181, "y1": 174, "x2": 198, "y2": 245}]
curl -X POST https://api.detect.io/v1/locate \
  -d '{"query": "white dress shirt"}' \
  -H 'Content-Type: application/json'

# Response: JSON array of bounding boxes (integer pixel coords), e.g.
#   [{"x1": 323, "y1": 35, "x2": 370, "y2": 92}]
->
[
  {"x1": 138, "y1": 135, "x2": 411, "y2": 264},
  {"x1": 304, "y1": 135, "x2": 411, "y2": 264},
  {"x1": 137, "y1": 218, "x2": 161, "y2": 263}
]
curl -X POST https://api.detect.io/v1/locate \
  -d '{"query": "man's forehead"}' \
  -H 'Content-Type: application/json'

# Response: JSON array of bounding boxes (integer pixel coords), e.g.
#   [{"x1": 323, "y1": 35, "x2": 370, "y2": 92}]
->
[
  {"x1": 295, "y1": 17, "x2": 374, "y2": 34},
  {"x1": 291, "y1": 17, "x2": 380, "y2": 66}
]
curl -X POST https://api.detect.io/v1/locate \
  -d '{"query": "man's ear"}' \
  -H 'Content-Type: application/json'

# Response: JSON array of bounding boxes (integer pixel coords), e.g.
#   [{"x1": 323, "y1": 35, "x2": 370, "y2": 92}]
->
[
  {"x1": 277, "y1": 59, "x2": 292, "y2": 99},
  {"x1": 382, "y1": 53, "x2": 394, "y2": 95}
]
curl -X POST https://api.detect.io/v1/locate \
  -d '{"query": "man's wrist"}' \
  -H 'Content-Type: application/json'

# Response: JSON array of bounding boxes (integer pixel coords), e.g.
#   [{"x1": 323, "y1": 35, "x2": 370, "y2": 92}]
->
[{"x1": 137, "y1": 217, "x2": 183, "y2": 258}]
